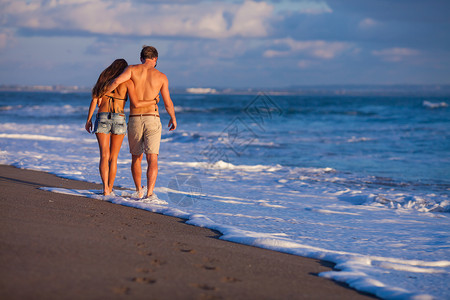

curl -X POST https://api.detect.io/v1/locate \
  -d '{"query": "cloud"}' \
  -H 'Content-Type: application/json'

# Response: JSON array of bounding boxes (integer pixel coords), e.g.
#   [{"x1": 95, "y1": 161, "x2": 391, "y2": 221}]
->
[
  {"x1": 228, "y1": 1, "x2": 273, "y2": 37},
  {"x1": 264, "y1": 38, "x2": 353, "y2": 60},
  {"x1": 162, "y1": 38, "x2": 254, "y2": 61},
  {"x1": 0, "y1": 29, "x2": 15, "y2": 49},
  {"x1": 1, "y1": 0, "x2": 278, "y2": 39},
  {"x1": 358, "y1": 18, "x2": 379, "y2": 29},
  {"x1": 372, "y1": 47, "x2": 420, "y2": 62},
  {"x1": 273, "y1": 0, "x2": 332, "y2": 14}
]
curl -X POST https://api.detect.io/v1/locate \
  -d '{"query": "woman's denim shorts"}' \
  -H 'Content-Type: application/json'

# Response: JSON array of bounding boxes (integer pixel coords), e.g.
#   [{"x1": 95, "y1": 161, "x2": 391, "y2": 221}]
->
[{"x1": 93, "y1": 112, "x2": 127, "y2": 135}]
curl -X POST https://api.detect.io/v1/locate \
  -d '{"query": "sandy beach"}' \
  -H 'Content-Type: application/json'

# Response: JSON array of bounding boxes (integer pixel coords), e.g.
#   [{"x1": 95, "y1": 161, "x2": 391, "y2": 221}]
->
[{"x1": 0, "y1": 165, "x2": 376, "y2": 299}]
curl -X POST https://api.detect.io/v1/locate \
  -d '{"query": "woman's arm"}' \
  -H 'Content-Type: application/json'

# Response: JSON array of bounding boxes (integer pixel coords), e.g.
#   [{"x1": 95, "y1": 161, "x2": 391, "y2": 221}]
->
[{"x1": 85, "y1": 97, "x2": 98, "y2": 133}]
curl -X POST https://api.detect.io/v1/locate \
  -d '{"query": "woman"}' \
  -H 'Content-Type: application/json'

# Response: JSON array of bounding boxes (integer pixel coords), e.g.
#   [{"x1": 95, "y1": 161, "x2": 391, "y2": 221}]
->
[{"x1": 85, "y1": 59, "x2": 130, "y2": 195}]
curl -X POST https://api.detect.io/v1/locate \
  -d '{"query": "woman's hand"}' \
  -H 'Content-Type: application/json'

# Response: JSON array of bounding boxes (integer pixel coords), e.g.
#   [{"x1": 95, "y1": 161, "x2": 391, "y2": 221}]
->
[{"x1": 85, "y1": 120, "x2": 93, "y2": 133}]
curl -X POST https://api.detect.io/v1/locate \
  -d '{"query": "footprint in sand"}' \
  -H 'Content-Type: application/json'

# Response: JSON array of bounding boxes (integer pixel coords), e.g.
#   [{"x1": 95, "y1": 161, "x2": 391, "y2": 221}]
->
[
  {"x1": 138, "y1": 251, "x2": 153, "y2": 256},
  {"x1": 135, "y1": 242, "x2": 146, "y2": 248},
  {"x1": 131, "y1": 277, "x2": 157, "y2": 284},
  {"x1": 221, "y1": 276, "x2": 241, "y2": 283},
  {"x1": 191, "y1": 283, "x2": 216, "y2": 291},
  {"x1": 173, "y1": 241, "x2": 187, "y2": 247},
  {"x1": 135, "y1": 267, "x2": 152, "y2": 274},
  {"x1": 112, "y1": 286, "x2": 131, "y2": 295},
  {"x1": 180, "y1": 248, "x2": 196, "y2": 253},
  {"x1": 151, "y1": 258, "x2": 167, "y2": 266},
  {"x1": 174, "y1": 242, "x2": 196, "y2": 253},
  {"x1": 200, "y1": 265, "x2": 217, "y2": 271}
]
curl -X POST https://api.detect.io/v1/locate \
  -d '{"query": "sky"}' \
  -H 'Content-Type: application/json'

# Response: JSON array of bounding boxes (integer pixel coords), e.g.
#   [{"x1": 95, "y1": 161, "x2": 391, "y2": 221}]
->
[{"x1": 0, "y1": 0, "x2": 449, "y2": 89}]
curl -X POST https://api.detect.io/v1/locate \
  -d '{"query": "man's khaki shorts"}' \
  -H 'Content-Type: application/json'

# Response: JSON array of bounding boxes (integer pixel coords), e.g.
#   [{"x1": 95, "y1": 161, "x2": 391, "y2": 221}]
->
[{"x1": 127, "y1": 115, "x2": 162, "y2": 155}]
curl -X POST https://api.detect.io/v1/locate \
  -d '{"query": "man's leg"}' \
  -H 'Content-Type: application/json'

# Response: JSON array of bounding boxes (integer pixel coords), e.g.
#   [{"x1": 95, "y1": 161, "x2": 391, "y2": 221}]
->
[
  {"x1": 131, "y1": 153, "x2": 144, "y2": 197},
  {"x1": 146, "y1": 153, "x2": 158, "y2": 198}
]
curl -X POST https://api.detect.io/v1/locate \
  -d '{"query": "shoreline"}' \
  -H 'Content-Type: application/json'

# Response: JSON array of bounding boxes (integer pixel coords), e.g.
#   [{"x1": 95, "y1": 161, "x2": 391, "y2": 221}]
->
[{"x1": 0, "y1": 164, "x2": 376, "y2": 299}]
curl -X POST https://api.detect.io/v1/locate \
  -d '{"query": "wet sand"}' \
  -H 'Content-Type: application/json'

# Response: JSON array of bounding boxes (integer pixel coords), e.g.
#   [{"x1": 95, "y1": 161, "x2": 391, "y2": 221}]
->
[{"x1": 0, "y1": 165, "x2": 376, "y2": 299}]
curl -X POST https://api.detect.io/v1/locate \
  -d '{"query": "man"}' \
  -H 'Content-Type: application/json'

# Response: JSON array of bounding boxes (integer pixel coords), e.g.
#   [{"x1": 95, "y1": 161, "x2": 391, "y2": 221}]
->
[{"x1": 106, "y1": 46, "x2": 177, "y2": 200}]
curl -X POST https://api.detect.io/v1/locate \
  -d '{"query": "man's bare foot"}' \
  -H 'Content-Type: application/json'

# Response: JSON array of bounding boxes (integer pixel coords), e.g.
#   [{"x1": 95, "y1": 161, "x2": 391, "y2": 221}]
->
[
  {"x1": 142, "y1": 193, "x2": 168, "y2": 205},
  {"x1": 133, "y1": 186, "x2": 145, "y2": 199}
]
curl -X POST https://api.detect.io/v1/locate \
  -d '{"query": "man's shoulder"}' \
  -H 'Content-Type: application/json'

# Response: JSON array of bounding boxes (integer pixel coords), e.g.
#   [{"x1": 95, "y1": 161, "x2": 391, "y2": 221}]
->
[
  {"x1": 128, "y1": 64, "x2": 147, "y2": 77},
  {"x1": 155, "y1": 69, "x2": 167, "y2": 77},
  {"x1": 153, "y1": 69, "x2": 167, "y2": 80},
  {"x1": 129, "y1": 64, "x2": 143, "y2": 70}
]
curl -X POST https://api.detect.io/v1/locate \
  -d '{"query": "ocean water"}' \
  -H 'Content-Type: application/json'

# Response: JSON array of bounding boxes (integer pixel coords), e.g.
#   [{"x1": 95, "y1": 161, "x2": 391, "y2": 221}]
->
[{"x1": 0, "y1": 91, "x2": 449, "y2": 299}]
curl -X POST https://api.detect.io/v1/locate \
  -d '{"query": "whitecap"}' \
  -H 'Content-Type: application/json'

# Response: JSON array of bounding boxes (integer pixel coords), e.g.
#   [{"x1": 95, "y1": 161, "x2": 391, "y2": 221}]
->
[
  {"x1": 0, "y1": 133, "x2": 96, "y2": 143},
  {"x1": 347, "y1": 136, "x2": 373, "y2": 143},
  {"x1": 423, "y1": 101, "x2": 448, "y2": 109}
]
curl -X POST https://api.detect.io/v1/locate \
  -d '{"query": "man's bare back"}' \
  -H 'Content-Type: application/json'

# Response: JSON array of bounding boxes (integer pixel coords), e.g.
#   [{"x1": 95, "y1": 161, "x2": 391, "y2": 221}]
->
[{"x1": 128, "y1": 64, "x2": 166, "y2": 115}]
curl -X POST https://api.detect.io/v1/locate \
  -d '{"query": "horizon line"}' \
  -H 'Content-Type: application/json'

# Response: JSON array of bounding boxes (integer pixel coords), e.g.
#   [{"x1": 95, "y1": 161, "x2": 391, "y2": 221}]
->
[{"x1": 1, "y1": 83, "x2": 450, "y2": 96}]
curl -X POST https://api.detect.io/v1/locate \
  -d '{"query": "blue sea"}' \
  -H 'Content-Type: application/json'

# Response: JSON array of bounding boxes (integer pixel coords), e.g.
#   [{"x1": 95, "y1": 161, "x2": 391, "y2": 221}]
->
[{"x1": 0, "y1": 90, "x2": 449, "y2": 299}]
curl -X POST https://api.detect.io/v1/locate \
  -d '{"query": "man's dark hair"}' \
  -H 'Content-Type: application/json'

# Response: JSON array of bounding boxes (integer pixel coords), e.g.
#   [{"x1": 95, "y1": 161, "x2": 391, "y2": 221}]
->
[{"x1": 141, "y1": 45, "x2": 158, "y2": 60}]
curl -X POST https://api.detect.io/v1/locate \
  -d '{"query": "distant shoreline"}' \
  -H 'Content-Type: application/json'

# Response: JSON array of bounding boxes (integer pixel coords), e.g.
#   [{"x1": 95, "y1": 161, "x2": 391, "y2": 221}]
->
[{"x1": 1, "y1": 84, "x2": 450, "y2": 96}]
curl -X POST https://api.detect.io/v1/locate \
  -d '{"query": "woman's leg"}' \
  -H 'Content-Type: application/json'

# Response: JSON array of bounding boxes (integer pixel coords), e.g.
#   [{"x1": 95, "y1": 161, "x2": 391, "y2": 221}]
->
[
  {"x1": 96, "y1": 133, "x2": 111, "y2": 195},
  {"x1": 108, "y1": 133, "x2": 125, "y2": 192}
]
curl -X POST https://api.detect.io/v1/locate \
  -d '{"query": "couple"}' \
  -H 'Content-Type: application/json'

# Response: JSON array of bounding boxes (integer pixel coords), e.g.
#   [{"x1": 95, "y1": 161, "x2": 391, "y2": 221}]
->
[{"x1": 85, "y1": 46, "x2": 177, "y2": 200}]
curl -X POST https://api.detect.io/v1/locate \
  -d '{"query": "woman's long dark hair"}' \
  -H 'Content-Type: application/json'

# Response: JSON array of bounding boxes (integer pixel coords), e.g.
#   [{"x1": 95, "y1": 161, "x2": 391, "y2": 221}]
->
[{"x1": 92, "y1": 59, "x2": 128, "y2": 98}]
